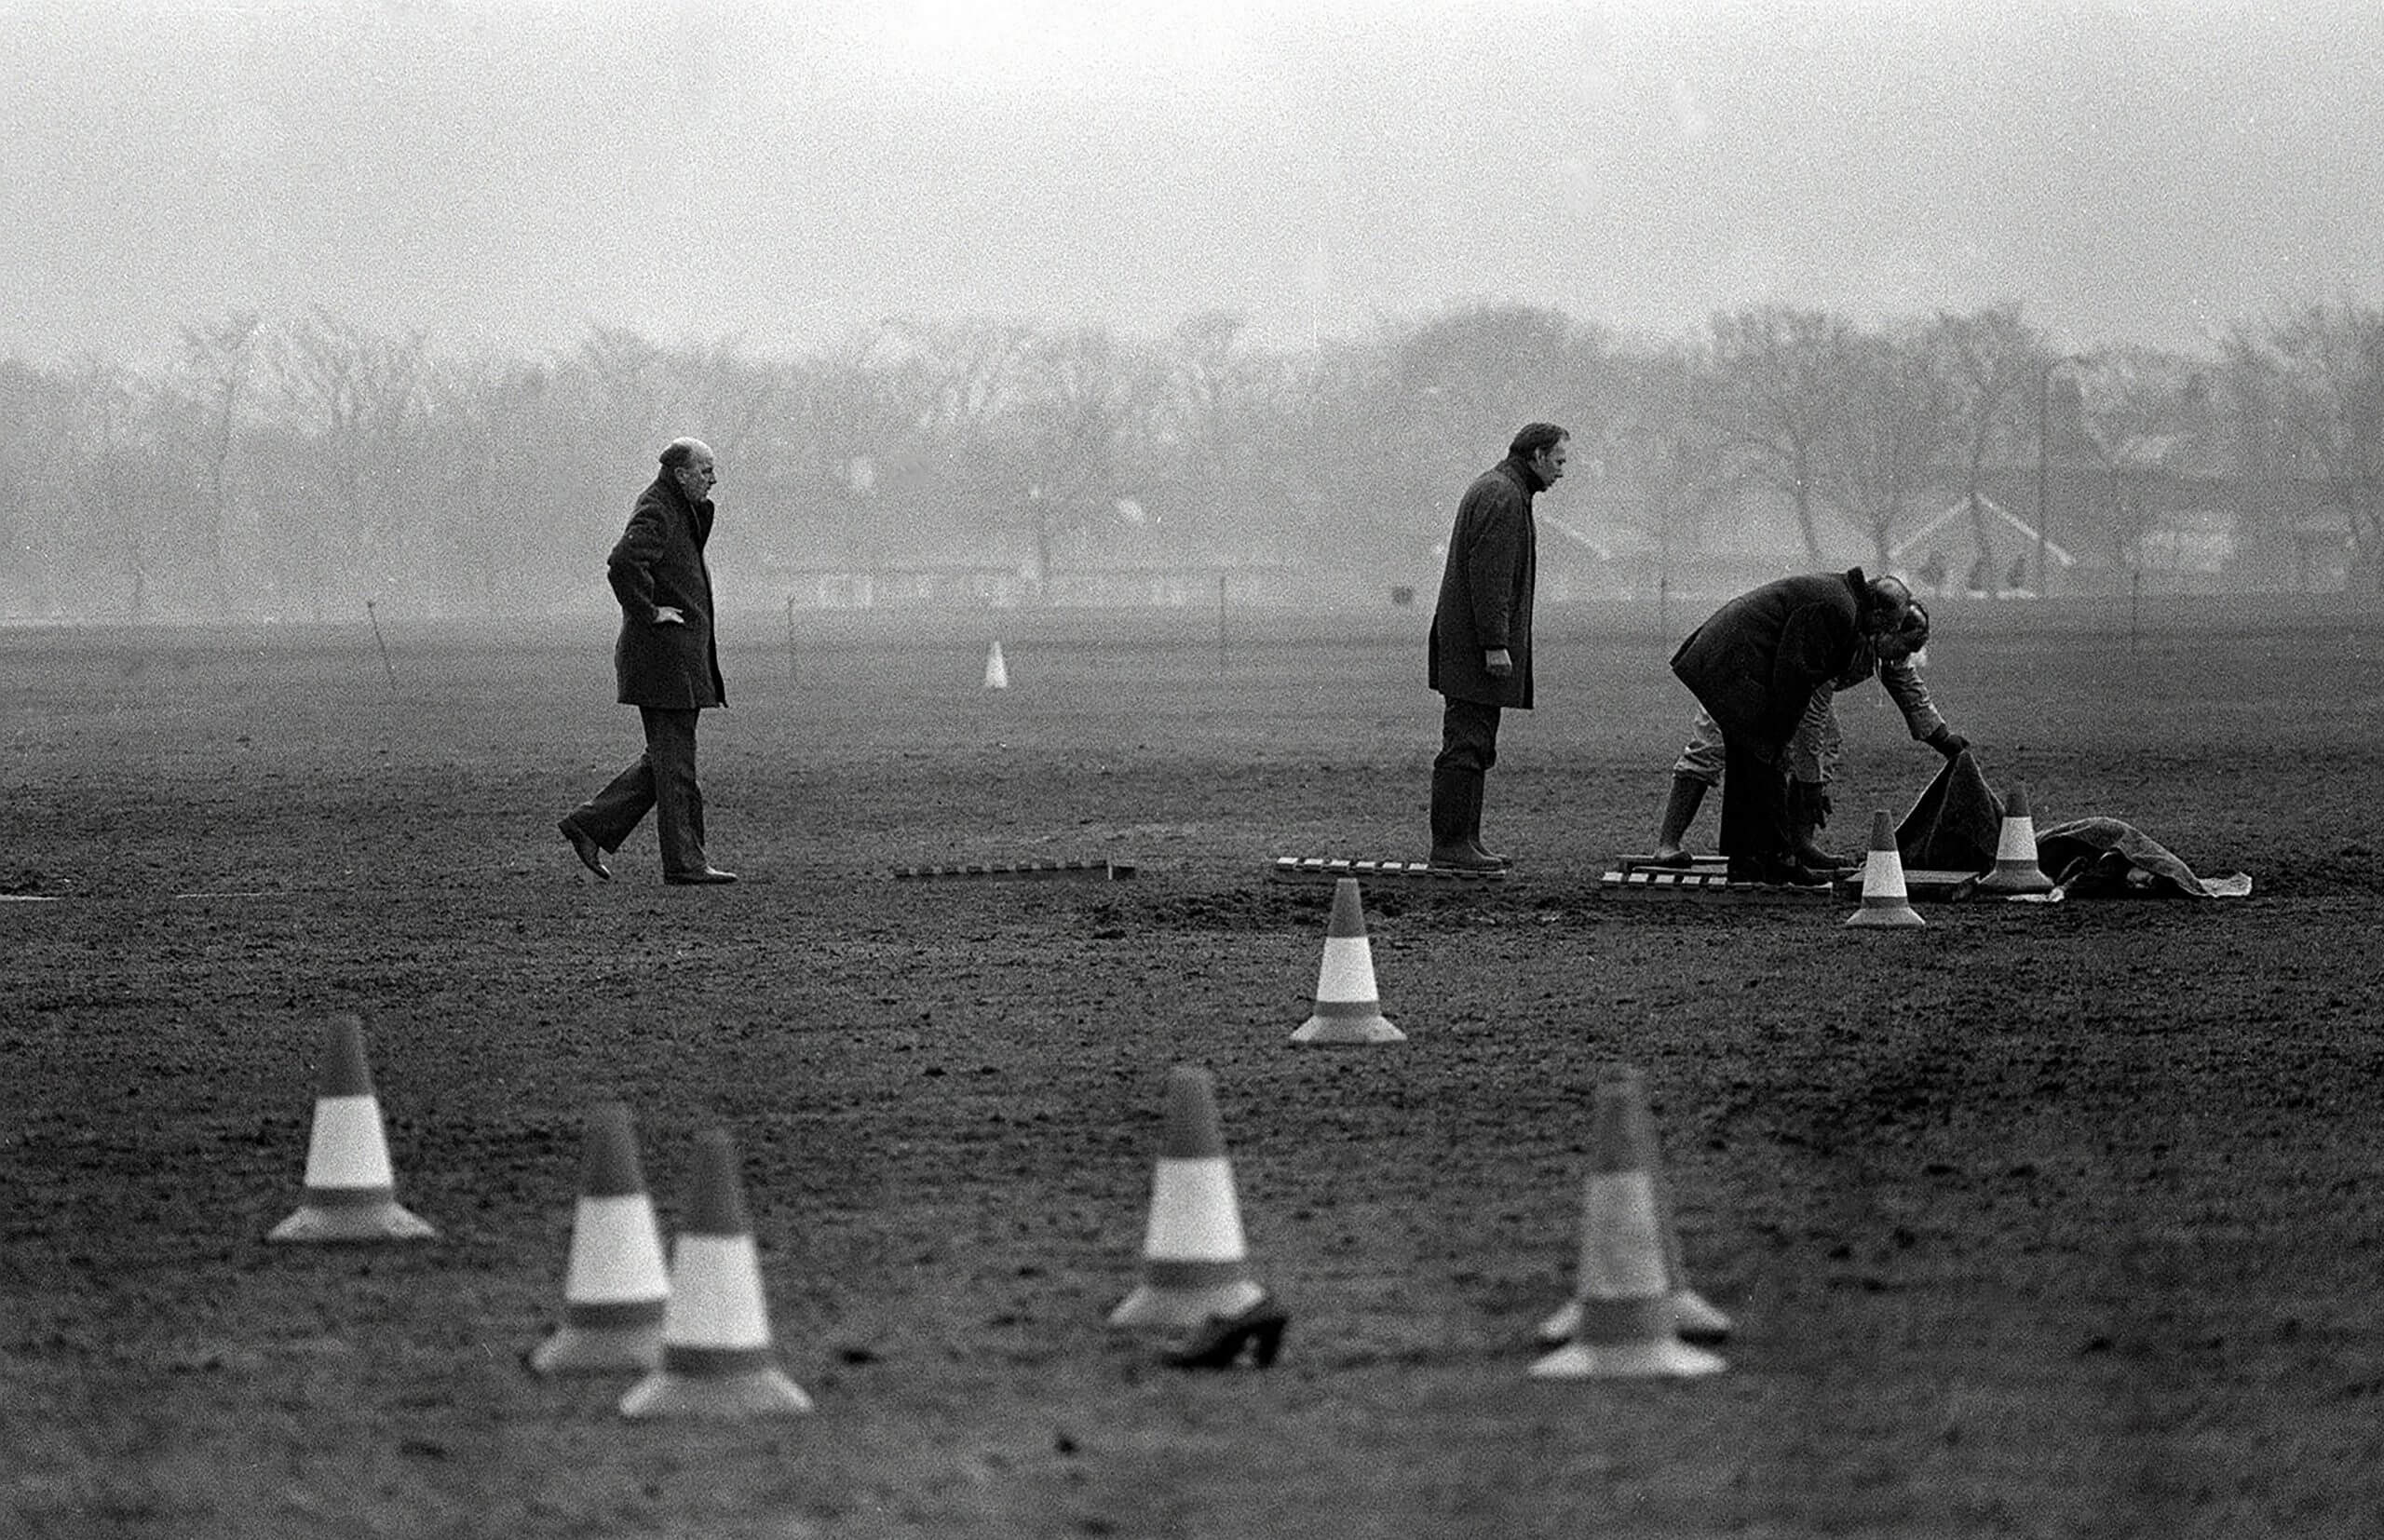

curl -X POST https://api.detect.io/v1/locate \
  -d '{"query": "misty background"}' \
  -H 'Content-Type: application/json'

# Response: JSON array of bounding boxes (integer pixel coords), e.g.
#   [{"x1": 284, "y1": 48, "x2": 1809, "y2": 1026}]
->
[{"x1": 5, "y1": 0, "x2": 2382, "y2": 623}]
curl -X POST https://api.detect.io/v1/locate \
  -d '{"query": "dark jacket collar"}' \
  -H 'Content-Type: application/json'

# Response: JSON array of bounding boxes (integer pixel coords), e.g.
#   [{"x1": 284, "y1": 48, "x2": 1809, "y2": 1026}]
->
[
  {"x1": 1497, "y1": 454, "x2": 1545, "y2": 494},
  {"x1": 650, "y1": 472, "x2": 716, "y2": 542}
]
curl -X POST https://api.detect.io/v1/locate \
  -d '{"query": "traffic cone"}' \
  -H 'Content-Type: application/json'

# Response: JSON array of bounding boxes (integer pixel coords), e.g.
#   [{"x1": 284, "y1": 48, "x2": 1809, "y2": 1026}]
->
[
  {"x1": 1537, "y1": 1069, "x2": 1730, "y2": 1348},
  {"x1": 982, "y1": 640, "x2": 1009, "y2": 690},
  {"x1": 1974, "y1": 778, "x2": 2054, "y2": 894},
  {"x1": 1291, "y1": 878, "x2": 1404, "y2": 1045},
  {"x1": 1845, "y1": 809, "x2": 1925, "y2": 929},
  {"x1": 1108, "y1": 1067, "x2": 1267, "y2": 1330},
  {"x1": 1529, "y1": 1074, "x2": 1727, "y2": 1380},
  {"x1": 619, "y1": 1130, "x2": 812, "y2": 1419},
  {"x1": 267, "y1": 1014, "x2": 437, "y2": 1243},
  {"x1": 528, "y1": 1101, "x2": 670, "y2": 1375}
]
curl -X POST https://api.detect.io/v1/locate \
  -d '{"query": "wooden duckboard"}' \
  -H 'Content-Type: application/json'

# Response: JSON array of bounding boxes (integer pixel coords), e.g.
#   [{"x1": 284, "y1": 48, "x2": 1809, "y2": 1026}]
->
[
  {"x1": 1268, "y1": 857, "x2": 1507, "y2": 885},
  {"x1": 891, "y1": 859, "x2": 1136, "y2": 882}
]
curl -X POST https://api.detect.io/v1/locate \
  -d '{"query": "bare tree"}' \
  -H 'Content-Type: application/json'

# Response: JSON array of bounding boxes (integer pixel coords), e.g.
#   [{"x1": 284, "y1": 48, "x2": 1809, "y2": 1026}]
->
[
  {"x1": 1827, "y1": 323, "x2": 1954, "y2": 573},
  {"x1": 1153, "y1": 310, "x2": 1303, "y2": 555},
  {"x1": 1923, "y1": 304, "x2": 2047, "y2": 574},
  {"x1": 0, "y1": 360, "x2": 72, "y2": 615},
  {"x1": 867, "y1": 317, "x2": 1042, "y2": 561},
  {"x1": 2224, "y1": 299, "x2": 2384, "y2": 590},
  {"x1": 1607, "y1": 344, "x2": 1740, "y2": 593},
  {"x1": 63, "y1": 358, "x2": 156, "y2": 617},
  {"x1": 1009, "y1": 326, "x2": 1160, "y2": 587},
  {"x1": 424, "y1": 355, "x2": 559, "y2": 610},
  {"x1": 268, "y1": 310, "x2": 429, "y2": 617},
  {"x1": 173, "y1": 312, "x2": 262, "y2": 617},
  {"x1": 1700, "y1": 304, "x2": 1859, "y2": 562}
]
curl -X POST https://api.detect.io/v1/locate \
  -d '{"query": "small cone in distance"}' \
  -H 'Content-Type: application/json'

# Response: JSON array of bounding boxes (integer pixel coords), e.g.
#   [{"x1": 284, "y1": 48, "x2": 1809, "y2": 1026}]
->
[
  {"x1": 267, "y1": 1014, "x2": 438, "y2": 1244},
  {"x1": 1291, "y1": 878, "x2": 1404, "y2": 1045},
  {"x1": 983, "y1": 640, "x2": 1009, "y2": 690},
  {"x1": 1108, "y1": 1067, "x2": 1267, "y2": 1330},
  {"x1": 529, "y1": 1101, "x2": 670, "y2": 1375},
  {"x1": 618, "y1": 1130, "x2": 812, "y2": 1419},
  {"x1": 1845, "y1": 808, "x2": 1925, "y2": 929},
  {"x1": 1975, "y1": 778, "x2": 2054, "y2": 894},
  {"x1": 1536, "y1": 1070, "x2": 1731, "y2": 1348},
  {"x1": 1529, "y1": 1075, "x2": 1727, "y2": 1380}
]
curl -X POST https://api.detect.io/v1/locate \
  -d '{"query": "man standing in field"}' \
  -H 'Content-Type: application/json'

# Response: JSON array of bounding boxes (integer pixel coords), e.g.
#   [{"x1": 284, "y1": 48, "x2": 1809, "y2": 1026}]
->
[
  {"x1": 556, "y1": 438, "x2": 738, "y2": 885},
  {"x1": 1668, "y1": 568, "x2": 1911, "y2": 886},
  {"x1": 1427, "y1": 422, "x2": 1568, "y2": 871}
]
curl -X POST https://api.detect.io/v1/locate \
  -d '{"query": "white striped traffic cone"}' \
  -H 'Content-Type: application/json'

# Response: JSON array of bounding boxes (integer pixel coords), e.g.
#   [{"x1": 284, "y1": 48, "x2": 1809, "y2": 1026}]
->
[
  {"x1": 528, "y1": 1101, "x2": 670, "y2": 1375},
  {"x1": 1108, "y1": 1067, "x2": 1267, "y2": 1330},
  {"x1": 983, "y1": 640, "x2": 1009, "y2": 690},
  {"x1": 267, "y1": 1014, "x2": 437, "y2": 1243},
  {"x1": 618, "y1": 1130, "x2": 812, "y2": 1419},
  {"x1": 1974, "y1": 778, "x2": 2054, "y2": 894},
  {"x1": 1537, "y1": 1069, "x2": 1730, "y2": 1347},
  {"x1": 1291, "y1": 878, "x2": 1403, "y2": 1045},
  {"x1": 1845, "y1": 809, "x2": 1925, "y2": 929},
  {"x1": 1529, "y1": 1074, "x2": 1727, "y2": 1380}
]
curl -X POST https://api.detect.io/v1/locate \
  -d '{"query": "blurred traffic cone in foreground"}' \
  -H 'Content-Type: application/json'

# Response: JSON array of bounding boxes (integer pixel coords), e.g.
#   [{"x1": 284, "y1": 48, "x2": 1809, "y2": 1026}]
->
[
  {"x1": 267, "y1": 1014, "x2": 437, "y2": 1244},
  {"x1": 1845, "y1": 809, "x2": 1924, "y2": 929},
  {"x1": 529, "y1": 1101, "x2": 670, "y2": 1376},
  {"x1": 1537, "y1": 1069, "x2": 1730, "y2": 1348},
  {"x1": 982, "y1": 640, "x2": 1009, "y2": 690},
  {"x1": 1974, "y1": 778, "x2": 2053, "y2": 894},
  {"x1": 1109, "y1": 1067, "x2": 1267, "y2": 1330},
  {"x1": 1530, "y1": 1074, "x2": 1727, "y2": 1380},
  {"x1": 619, "y1": 1130, "x2": 811, "y2": 1419},
  {"x1": 1291, "y1": 878, "x2": 1403, "y2": 1045}
]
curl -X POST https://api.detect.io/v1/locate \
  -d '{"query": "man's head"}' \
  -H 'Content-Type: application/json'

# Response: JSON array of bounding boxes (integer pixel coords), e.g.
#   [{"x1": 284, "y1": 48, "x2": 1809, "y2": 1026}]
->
[
  {"x1": 660, "y1": 437, "x2": 717, "y2": 501},
  {"x1": 1508, "y1": 422, "x2": 1569, "y2": 490},
  {"x1": 1861, "y1": 573, "x2": 1912, "y2": 637},
  {"x1": 1876, "y1": 598, "x2": 1930, "y2": 663}
]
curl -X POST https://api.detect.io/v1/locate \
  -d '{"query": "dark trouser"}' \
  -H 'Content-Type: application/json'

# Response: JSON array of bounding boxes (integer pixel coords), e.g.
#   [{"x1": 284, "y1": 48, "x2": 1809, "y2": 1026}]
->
[
  {"x1": 1717, "y1": 733, "x2": 1789, "y2": 862},
  {"x1": 1430, "y1": 698, "x2": 1501, "y2": 846},
  {"x1": 568, "y1": 707, "x2": 708, "y2": 875}
]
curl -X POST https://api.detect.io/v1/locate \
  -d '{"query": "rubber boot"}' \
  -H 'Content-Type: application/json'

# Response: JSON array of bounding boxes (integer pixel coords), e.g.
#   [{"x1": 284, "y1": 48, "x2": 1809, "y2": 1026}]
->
[
  {"x1": 1650, "y1": 775, "x2": 1706, "y2": 868},
  {"x1": 1788, "y1": 815, "x2": 1854, "y2": 872},
  {"x1": 1429, "y1": 767, "x2": 1499, "y2": 871},
  {"x1": 1463, "y1": 774, "x2": 1510, "y2": 867}
]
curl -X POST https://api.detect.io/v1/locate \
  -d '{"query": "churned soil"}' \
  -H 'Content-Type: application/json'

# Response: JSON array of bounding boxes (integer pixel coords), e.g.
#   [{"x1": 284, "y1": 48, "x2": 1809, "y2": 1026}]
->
[{"x1": 5, "y1": 600, "x2": 2381, "y2": 1539}]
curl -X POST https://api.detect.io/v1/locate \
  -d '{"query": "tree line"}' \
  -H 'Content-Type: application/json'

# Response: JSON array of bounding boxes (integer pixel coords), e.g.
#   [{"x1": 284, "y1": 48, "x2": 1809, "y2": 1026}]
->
[{"x1": 3, "y1": 295, "x2": 2379, "y2": 622}]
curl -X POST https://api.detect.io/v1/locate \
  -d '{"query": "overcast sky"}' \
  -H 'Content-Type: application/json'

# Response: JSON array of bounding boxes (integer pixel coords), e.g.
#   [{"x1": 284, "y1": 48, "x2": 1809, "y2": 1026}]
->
[{"x1": 6, "y1": 0, "x2": 2380, "y2": 366}]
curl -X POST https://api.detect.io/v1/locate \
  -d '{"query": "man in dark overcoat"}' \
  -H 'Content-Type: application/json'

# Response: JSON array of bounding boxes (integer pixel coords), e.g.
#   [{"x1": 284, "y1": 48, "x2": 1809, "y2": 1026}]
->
[
  {"x1": 1669, "y1": 568, "x2": 1911, "y2": 885},
  {"x1": 557, "y1": 437, "x2": 738, "y2": 885},
  {"x1": 1427, "y1": 422, "x2": 1569, "y2": 870}
]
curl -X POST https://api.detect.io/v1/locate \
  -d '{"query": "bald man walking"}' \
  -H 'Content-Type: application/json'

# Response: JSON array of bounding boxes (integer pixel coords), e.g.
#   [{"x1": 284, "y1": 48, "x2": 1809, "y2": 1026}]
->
[{"x1": 557, "y1": 438, "x2": 738, "y2": 885}]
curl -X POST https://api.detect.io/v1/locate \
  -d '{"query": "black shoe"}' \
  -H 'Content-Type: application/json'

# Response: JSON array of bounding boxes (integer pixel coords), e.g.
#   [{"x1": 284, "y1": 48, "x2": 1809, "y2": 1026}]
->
[
  {"x1": 1163, "y1": 1296, "x2": 1290, "y2": 1370},
  {"x1": 1468, "y1": 839, "x2": 1512, "y2": 868},
  {"x1": 663, "y1": 867, "x2": 738, "y2": 885},
  {"x1": 1793, "y1": 842, "x2": 1857, "y2": 873},
  {"x1": 1428, "y1": 844, "x2": 1502, "y2": 872},
  {"x1": 1727, "y1": 856, "x2": 1828, "y2": 888},
  {"x1": 557, "y1": 818, "x2": 610, "y2": 881}
]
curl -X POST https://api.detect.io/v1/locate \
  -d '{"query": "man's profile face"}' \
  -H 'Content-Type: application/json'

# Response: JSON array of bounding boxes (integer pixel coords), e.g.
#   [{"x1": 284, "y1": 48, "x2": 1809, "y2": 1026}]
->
[
  {"x1": 1532, "y1": 439, "x2": 1570, "y2": 486},
  {"x1": 673, "y1": 448, "x2": 717, "y2": 501},
  {"x1": 1876, "y1": 628, "x2": 1922, "y2": 663}
]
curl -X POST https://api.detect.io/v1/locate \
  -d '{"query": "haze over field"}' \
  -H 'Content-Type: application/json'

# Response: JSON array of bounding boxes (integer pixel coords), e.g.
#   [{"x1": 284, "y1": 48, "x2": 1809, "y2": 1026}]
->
[{"x1": 6, "y1": 0, "x2": 2382, "y2": 365}]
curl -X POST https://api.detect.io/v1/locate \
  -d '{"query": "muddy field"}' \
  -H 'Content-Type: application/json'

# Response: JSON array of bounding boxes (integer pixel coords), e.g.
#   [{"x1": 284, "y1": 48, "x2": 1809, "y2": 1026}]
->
[{"x1": 4, "y1": 597, "x2": 2381, "y2": 1539}]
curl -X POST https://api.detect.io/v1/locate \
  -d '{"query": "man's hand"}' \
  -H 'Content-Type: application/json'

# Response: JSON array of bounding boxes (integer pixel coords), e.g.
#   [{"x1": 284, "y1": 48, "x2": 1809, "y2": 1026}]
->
[
  {"x1": 1927, "y1": 726, "x2": 1969, "y2": 760},
  {"x1": 653, "y1": 605, "x2": 686, "y2": 626},
  {"x1": 1483, "y1": 646, "x2": 1513, "y2": 678}
]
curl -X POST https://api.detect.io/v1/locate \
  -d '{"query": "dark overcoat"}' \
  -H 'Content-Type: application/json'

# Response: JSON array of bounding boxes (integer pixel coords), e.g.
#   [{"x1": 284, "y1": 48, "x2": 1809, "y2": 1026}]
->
[
  {"x1": 606, "y1": 473, "x2": 726, "y2": 709},
  {"x1": 1670, "y1": 569, "x2": 1871, "y2": 758},
  {"x1": 1428, "y1": 456, "x2": 1539, "y2": 709}
]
